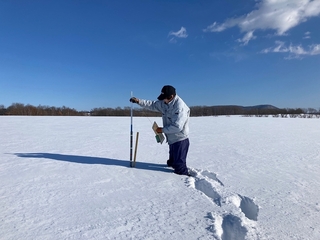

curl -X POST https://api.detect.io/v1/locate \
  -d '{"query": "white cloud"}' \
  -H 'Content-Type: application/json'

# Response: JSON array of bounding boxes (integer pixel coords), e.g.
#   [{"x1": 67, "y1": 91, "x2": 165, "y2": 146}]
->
[
  {"x1": 168, "y1": 27, "x2": 188, "y2": 38},
  {"x1": 204, "y1": 0, "x2": 320, "y2": 44},
  {"x1": 309, "y1": 44, "x2": 320, "y2": 55},
  {"x1": 169, "y1": 37, "x2": 177, "y2": 44},
  {"x1": 237, "y1": 31, "x2": 256, "y2": 45},
  {"x1": 261, "y1": 41, "x2": 320, "y2": 58},
  {"x1": 303, "y1": 31, "x2": 311, "y2": 39}
]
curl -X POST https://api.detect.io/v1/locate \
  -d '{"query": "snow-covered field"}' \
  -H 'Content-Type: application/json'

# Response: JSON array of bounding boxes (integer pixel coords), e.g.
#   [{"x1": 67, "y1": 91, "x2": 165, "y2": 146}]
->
[{"x1": 1, "y1": 116, "x2": 320, "y2": 240}]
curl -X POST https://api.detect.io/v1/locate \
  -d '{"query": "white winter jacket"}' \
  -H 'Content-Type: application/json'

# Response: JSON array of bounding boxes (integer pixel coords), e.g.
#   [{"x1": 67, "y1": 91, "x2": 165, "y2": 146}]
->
[{"x1": 138, "y1": 95, "x2": 190, "y2": 145}]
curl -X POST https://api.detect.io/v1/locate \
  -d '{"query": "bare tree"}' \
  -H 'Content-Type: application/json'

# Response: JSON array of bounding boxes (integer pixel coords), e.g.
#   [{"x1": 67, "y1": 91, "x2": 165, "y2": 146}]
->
[{"x1": 0, "y1": 105, "x2": 6, "y2": 115}]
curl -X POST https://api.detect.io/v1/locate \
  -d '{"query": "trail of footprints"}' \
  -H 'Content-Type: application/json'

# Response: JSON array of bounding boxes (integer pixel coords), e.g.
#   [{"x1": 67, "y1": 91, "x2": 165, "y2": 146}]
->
[{"x1": 187, "y1": 168, "x2": 260, "y2": 240}]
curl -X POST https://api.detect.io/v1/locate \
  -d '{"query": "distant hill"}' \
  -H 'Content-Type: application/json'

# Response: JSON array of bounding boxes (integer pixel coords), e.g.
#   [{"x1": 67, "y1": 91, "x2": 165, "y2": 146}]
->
[
  {"x1": 243, "y1": 105, "x2": 279, "y2": 110},
  {"x1": 189, "y1": 104, "x2": 300, "y2": 116}
]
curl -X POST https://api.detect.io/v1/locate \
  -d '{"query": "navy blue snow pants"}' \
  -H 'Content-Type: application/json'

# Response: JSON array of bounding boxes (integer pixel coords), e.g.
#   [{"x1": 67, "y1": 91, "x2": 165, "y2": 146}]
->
[{"x1": 168, "y1": 138, "x2": 189, "y2": 175}]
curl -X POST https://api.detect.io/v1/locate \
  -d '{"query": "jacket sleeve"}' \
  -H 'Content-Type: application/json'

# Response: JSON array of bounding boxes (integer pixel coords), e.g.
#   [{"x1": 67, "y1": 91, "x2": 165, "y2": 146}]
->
[{"x1": 138, "y1": 99, "x2": 164, "y2": 113}]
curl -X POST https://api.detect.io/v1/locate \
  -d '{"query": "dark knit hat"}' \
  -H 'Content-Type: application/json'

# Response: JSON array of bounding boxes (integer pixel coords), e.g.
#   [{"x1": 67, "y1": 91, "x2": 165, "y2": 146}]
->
[{"x1": 157, "y1": 85, "x2": 176, "y2": 100}]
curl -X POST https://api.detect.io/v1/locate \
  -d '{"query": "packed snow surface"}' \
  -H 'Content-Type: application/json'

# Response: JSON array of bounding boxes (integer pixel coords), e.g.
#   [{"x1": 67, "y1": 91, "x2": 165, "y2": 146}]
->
[{"x1": 1, "y1": 116, "x2": 320, "y2": 240}]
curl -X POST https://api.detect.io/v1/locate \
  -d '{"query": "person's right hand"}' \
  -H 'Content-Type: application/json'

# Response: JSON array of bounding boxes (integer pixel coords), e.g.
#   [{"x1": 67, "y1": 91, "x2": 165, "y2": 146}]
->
[{"x1": 130, "y1": 97, "x2": 139, "y2": 104}]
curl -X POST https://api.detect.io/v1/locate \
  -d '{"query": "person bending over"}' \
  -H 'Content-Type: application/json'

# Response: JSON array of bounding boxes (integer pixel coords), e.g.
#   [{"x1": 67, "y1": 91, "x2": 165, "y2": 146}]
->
[{"x1": 130, "y1": 85, "x2": 190, "y2": 176}]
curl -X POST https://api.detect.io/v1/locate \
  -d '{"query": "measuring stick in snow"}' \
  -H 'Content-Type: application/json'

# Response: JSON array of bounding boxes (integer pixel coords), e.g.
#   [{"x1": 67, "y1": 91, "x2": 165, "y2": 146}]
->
[
  {"x1": 130, "y1": 91, "x2": 133, "y2": 167},
  {"x1": 133, "y1": 132, "x2": 139, "y2": 167}
]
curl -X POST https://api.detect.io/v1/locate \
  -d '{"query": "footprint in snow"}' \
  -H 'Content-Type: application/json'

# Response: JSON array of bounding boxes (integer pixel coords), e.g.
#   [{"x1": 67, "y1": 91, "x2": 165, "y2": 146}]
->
[
  {"x1": 189, "y1": 168, "x2": 224, "y2": 186},
  {"x1": 221, "y1": 214, "x2": 248, "y2": 240},
  {"x1": 238, "y1": 194, "x2": 259, "y2": 221},
  {"x1": 194, "y1": 178, "x2": 222, "y2": 207},
  {"x1": 187, "y1": 168, "x2": 260, "y2": 239},
  {"x1": 187, "y1": 168, "x2": 224, "y2": 207}
]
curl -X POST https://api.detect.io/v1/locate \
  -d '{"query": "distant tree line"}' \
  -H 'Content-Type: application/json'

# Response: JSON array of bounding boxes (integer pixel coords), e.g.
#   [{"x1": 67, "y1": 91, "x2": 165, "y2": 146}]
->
[
  {"x1": 90, "y1": 107, "x2": 161, "y2": 117},
  {"x1": 0, "y1": 103, "x2": 319, "y2": 117},
  {"x1": 0, "y1": 103, "x2": 83, "y2": 116},
  {"x1": 190, "y1": 105, "x2": 306, "y2": 116}
]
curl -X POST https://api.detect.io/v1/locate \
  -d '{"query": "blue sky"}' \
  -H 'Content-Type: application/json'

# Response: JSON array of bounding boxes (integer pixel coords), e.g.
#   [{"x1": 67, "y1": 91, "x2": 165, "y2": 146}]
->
[{"x1": 1, "y1": 0, "x2": 319, "y2": 111}]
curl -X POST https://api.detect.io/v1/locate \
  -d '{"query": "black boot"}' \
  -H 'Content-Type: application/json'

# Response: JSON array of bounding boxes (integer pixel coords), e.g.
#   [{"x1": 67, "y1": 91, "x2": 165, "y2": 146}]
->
[{"x1": 167, "y1": 159, "x2": 173, "y2": 167}]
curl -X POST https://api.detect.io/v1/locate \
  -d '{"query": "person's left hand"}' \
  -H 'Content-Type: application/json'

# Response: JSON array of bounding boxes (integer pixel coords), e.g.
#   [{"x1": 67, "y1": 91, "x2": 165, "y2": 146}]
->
[{"x1": 156, "y1": 127, "x2": 163, "y2": 133}]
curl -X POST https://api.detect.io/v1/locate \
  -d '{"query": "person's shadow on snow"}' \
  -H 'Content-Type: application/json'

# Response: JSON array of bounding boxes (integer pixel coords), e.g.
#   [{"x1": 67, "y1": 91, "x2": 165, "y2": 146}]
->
[{"x1": 14, "y1": 153, "x2": 172, "y2": 173}]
